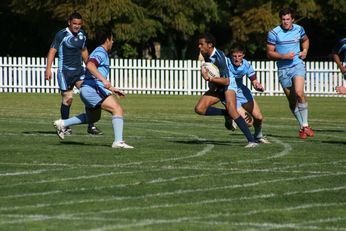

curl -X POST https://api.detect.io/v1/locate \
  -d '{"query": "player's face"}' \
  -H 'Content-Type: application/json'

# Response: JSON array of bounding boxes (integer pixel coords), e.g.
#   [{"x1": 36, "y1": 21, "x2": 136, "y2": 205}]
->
[
  {"x1": 231, "y1": 51, "x2": 244, "y2": 67},
  {"x1": 280, "y1": 14, "x2": 294, "y2": 30},
  {"x1": 105, "y1": 36, "x2": 114, "y2": 52},
  {"x1": 68, "y1": 18, "x2": 83, "y2": 34},
  {"x1": 198, "y1": 39, "x2": 213, "y2": 56}
]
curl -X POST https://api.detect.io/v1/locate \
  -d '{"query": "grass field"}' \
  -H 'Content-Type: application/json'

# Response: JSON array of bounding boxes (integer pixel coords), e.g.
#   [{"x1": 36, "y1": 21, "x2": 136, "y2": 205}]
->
[{"x1": 0, "y1": 93, "x2": 345, "y2": 231}]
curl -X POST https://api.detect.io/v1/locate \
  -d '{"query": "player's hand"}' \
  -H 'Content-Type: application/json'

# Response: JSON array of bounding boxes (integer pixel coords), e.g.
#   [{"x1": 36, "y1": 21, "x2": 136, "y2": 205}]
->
[
  {"x1": 299, "y1": 49, "x2": 308, "y2": 59},
  {"x1": 111, "y1": 87, "x2": 125, "y2": 97},
  {"x1": 284, "y1": 52, "x2": 295, "y2": 60},
  {"x1": 102, "y1": 79, "x2": 111, "y2": 89},
  {"x1": 340, "y1": 66, "x2": 346, "y2": 74},
  {"x1": 45, "y1": 69, "x2": 52, "y2": 81},
  {"x1": 253, "y1": 81, "x2": 264, "y2": 92},
  {"x1": 335, "y1": 86, "x2": 346, "y2": 95}
]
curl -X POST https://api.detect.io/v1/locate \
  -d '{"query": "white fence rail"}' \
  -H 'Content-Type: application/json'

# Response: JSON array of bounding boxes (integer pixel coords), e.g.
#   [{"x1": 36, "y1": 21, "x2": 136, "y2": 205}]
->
[{"x1": 0, "y1": 56, "x2": 345, "y2": 96}]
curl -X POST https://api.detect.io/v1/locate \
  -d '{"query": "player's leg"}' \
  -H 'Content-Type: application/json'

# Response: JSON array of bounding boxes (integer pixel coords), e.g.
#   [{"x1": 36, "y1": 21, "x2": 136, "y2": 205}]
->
[
  {"x1": 293, "y1": 75, "x2": 314, "y2": 137},
  {"x1": 101, "y1": 96, "x2": 133, "y2": 149},
  {"x1": 195, "y1": 92, "x2": 236, "y2": 131},
  {"x1": 194, "y1": 93, "x2": 224, "y2": 116},
  {"x1": 243, "y1": 100, "x2": 270, "y2": 144},
  {"x1": 237, "y1": 106, "x2": 253, "y2": 127},
  {"x1": 75, "y1": 79, "x2": 103, "y2": 135},
  {"x1": 60, "y1": 90, "x2": 73, "y2": 134},
  {"x1": 224, "y1": 89, "x2": 256, "y2": 147}
]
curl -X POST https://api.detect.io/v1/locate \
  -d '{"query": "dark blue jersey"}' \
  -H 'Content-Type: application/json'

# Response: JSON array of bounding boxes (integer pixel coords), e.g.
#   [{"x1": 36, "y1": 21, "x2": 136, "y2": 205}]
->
[
  {"x1": 51, "y1": 27, "x2": 87, "y2": 72},
  {"x1": 203, "y1": 48, "x2": 230, "y2": 92}
]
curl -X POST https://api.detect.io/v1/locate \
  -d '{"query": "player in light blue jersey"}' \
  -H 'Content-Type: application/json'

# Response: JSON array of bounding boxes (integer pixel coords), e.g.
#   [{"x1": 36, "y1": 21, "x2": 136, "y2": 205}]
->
[
  {"x1": 195, "y1": 33, "x2": 257, "y2": 148},
  {"x1": 54, "y1": 27, "x2": 133, "y2": 149},
  {"x1": 227, "y1": 43, "x2": 269, "y2": 144},
  {"x1": 267, "y1": 7, "x2": 314, "y2": 139},
  {"x1": 45, "y1": 12, "x2": 102, "y2": 136},
  {"x1": 332, "y1": 37, "x2": 346, "y2": 93}
]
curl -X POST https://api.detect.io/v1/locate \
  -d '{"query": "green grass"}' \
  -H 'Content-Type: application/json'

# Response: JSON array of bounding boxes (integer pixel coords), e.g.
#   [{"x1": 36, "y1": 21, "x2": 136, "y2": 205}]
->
[{"x1": 0, "y1": 93, "x2": 345, "y2": 231}]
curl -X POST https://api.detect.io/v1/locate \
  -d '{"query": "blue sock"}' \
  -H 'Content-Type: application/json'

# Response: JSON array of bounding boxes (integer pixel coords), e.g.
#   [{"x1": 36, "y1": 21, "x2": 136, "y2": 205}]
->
[
  {"x1": 60, "y1": 104, "x2": 70, "y2": 119},
  {"x1": 205, "y1": 107, "x2": 227, "y2": 116},
  {"x1": 64, "y1": 113, "x2": 88, "y2": 127},
  {"x1": 297, "y1": 102, "x2": 308, "y2": 127},
  {"x1": 86, "y1": 107, "x2": 95, "y2": 129},
  {"x1": 234, "y1": 116, "x2": 255, "y2": 143},
  {"x1": 112, "y1": 116, "x2": 123, "y2": 142},
  {"x1": 254, "y1": 122, "x2": 263, "y2": 139}
]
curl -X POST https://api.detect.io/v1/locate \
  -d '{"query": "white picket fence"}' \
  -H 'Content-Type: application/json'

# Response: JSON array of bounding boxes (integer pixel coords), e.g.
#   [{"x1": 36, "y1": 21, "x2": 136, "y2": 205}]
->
[{"x1": 0, "y1": 56, "x2": 345, "y2": 96}]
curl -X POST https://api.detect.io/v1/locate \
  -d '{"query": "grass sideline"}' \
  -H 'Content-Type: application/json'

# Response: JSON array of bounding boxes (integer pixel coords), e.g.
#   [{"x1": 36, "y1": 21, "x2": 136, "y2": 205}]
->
[{"x1": 0, "y1": 93, "x2": 345, "y2": 231}]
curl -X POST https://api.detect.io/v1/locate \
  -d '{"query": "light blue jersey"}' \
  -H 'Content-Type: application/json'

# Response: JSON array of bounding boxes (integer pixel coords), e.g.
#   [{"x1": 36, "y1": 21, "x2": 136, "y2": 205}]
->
[
  {"x1": 267, "y1": 24, "x2": 306, "y2": 69},
  {"x1": 80, "y1": 46, "x2": 112, "y2": 108},
  {"x1": 84, "y1": 46, "x2": 111, "y2": 91},
  {"x1": 227, "y1": 58, "x2": 255, "y2": 108}
]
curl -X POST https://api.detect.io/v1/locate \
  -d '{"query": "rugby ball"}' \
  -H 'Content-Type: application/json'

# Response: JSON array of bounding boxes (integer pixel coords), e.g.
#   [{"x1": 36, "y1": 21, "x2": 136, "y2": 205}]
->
[{"x1": 201, "y1": 62, "x2": 220, "y2": 79}]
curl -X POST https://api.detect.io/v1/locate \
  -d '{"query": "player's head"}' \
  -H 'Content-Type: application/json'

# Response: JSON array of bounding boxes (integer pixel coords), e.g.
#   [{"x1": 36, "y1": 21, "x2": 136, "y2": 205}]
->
[
  {"x1": 279, "y1": 7, "x2": 295, "y2": 30},
  {"x1": 95, "y1": 27, "x2": 114, "y2": 52},
  {"x1": 198, "y1": 33, "x2": 216, "y2": 56},
  {"x1": 68, "y1": 12, "x2": 83, "y2": 34},
  {"x1": 229, "y1": 42, "x2": 245, "y2": 67}
]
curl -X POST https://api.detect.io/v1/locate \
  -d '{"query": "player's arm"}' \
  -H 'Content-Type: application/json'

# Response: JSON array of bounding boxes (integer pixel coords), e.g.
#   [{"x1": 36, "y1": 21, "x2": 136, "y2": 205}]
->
[
  {"x1": 201, "y1": 68, "x2": 229, "y2": 85},
  {"x1": 249, "y1": 75, "x2": 264, "y2": 92},
  {"x1": 86, "y1": 60, "x2": 111, "y2": 89},
  {"x1": 45, "y1": 47, "x2": 57, "y2": 81},
  {"x1": 332, "y1": 53, "x2": 346, "y2": 74},
  {"x1": 81, "y1": 48, "x2": 89, "y2": 65},
  {"x1": 299, "y1": 35, "x2": 309, "y2": 59},
  {"x1": 266, "y1": 43, "x2": 294, "y2": 60}
]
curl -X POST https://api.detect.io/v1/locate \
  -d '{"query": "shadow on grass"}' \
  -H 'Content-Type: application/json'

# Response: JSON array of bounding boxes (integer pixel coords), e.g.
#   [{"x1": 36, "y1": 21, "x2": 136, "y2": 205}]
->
[
  {"x1": 172, "y1": 139, "x2": 234, "y2": 146},
  {"x1": 321, "y1": 140, "x2": 346, "y2": 145},
  {"x1": 22, "y1": 131, "x2": 56, "y2": 135}
]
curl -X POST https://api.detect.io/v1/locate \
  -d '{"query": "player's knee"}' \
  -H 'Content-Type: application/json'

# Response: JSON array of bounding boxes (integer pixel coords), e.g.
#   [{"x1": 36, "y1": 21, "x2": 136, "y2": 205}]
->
[
  {"x1": 194, "y1": 105, "x2": 205, "y2": 115},
  {"x1": 63, "y1": 97, "x2": 73, "y2": 105}
]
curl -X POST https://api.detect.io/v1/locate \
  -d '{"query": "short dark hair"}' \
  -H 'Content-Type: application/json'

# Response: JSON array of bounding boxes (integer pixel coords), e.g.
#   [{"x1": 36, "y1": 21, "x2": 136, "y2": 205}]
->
[
  {"x1": 69, "y1": 11, "x2": 82, "y2": 21},
  {"x1": 229, "y1": 42, "x2": 245, "y2": 54},
  {"x1": 279, "y1": 7, "x2": 295, "y2": 19},
  {"x1": 95, "y1": 27, "x2": 113, "y2": 45},
  {"x1": 199, "y1": 33, "x2": 216, "y2": 47}
]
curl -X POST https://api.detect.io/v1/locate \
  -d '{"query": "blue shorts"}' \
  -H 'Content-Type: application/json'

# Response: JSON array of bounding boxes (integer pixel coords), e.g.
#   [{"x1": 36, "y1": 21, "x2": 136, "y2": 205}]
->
[
  {"x1": 57, "y1": 69, "x2": 85, "y2": 91},
  {"x1": 236, "y1": 85, "x2": 253, "y2": 109},
  {"x1": 79, "y1": 84, "x2": 111, "y2": 109},
  {"x1": 278, "y1": 62, "x2": 306, "y2": 88}
]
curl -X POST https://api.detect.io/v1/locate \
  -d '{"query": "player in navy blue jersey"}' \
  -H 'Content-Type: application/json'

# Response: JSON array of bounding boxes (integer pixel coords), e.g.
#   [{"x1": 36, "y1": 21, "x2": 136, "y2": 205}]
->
[
  {"x1": 195, "y1": 33, "x2": 257, "y2": 148},
  {"x1": 267, "y1": 7, "x2": 314, "y2": 139},
  {"x1": 332, "y1": 37, "x2": 346, "y2": 93},
  {"x1": 45, "y1": 12, "x2": 102, "y2": 136},
  {"x1": 227, "y1": 43, "x2": 269, "y2": 144},
  {"x1": 54, "y1": 27, "x2": 133, "y2": 149}
]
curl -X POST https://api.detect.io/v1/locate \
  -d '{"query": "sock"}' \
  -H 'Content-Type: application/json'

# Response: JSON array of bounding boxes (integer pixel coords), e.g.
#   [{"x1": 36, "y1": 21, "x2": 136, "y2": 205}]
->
[
  {"x1": 64, "y1": 113, "x2": 88, "y2": 127},
  {"x1": 112, "y1": 116, "x2": 123, "y2": 142},
  {"x1": 297, "y1": 102, "x2": 308, "y2": 127},
  {"x1": 205, "y1": 107, "x2": 227, "y2": 116},
  {"x1": 234, "y1": 116, "x2": 255, "y2": 143},
  {"x1": 253, "y1": 122, "x2": 263, "y2": 139},
  {"x1": 60, "y1": 104, "x2": 70, "y2": 119},
  {"x1": 292, "y1": 106, "x2": 303, "y2": 129}
]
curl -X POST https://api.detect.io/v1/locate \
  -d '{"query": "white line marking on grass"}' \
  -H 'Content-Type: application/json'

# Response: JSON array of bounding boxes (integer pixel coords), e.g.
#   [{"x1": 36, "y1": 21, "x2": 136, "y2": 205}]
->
[
  {"x1": 238, "y1": 136, "x2": 292, "y2": 163},
  {"x1": 1, "y1": 173, "x2": 345, "y2": 212},
  {"x1": 0, "y1": 168, "x2": 65, "y2": 177}
]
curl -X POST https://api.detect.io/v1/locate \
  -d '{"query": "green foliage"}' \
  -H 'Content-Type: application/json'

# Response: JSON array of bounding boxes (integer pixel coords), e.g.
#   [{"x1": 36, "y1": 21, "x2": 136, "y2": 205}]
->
[
  {"x1": 120, "y1": 43, "x2": 138, "y2": 58},
  {"x1": 4, "y1": 0, "x2": 345, "y2": 59}
]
